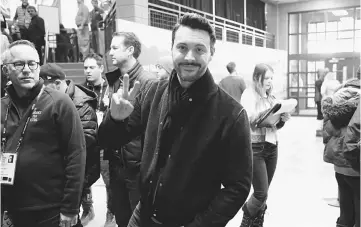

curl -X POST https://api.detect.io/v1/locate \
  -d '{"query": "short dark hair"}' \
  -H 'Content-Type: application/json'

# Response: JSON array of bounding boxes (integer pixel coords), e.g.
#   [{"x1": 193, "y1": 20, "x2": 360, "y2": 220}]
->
[
  {"x1": 83, "y1": 53, "x2": 103, "y2": 66},
  {"x1": 112, "y1": 32, "x2": 142, "y2": 59},
  {"x1": 226, "y1": 62, "x2": 236, "y2": 73},
  {"x1": 172, "y1": 13, "x2": 216, "y2": 55}
]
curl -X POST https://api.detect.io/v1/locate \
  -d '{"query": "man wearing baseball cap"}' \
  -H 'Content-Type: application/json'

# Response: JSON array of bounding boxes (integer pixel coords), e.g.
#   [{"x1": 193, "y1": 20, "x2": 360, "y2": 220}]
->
[{"x1": 40, "y1": 63, "x2": 100, "y2": 226}]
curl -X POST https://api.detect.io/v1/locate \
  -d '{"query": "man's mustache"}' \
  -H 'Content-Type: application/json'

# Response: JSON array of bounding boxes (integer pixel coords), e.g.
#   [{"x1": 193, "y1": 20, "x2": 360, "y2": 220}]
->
[{"x1": 178, "y1": 62, "x2": 201, "y2": 67}]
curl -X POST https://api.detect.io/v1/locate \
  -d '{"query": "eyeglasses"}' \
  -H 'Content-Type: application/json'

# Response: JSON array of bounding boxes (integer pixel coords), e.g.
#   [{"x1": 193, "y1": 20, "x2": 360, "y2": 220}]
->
[{"x1": 3, "y1": 61, "x2": 40, "y2": 71}]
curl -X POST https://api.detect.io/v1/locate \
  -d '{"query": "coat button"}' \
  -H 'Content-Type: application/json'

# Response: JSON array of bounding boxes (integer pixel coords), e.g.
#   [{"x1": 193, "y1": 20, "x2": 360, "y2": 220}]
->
[
  {"x1": 150, "y1": 180, "x2": 152, "y2": 184},
  {"x1": 189, "y1": 98, "x2": 192, "y2": 102},
  {"x1": 159, "y1": 183, "x2": 163, "y2": 187}
]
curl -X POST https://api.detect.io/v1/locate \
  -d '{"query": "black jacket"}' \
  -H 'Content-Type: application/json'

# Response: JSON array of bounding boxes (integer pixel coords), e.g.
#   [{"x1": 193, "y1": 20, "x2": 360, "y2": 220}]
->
[
  {"x1": 28, "y1": 15, "x2": 45, "y2": 46},
  {"x1": 98, "y1": 69, "x2": 252, "y2": 226},
  {"x1": 1, "y1": 79, "x2": 86, "y2": 215},
  {"x1": 102, "y1": 61, "x2": 157, "y2": 169},
  {"x1": 66, "y1": 80, "x2": 99, "y2": 187}
]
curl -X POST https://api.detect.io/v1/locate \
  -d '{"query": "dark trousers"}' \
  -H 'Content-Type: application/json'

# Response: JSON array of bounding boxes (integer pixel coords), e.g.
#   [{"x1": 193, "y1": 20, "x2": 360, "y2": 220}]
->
[
  {"x1": 245, "y1": 142, "x2": 278, "y2": 217},
  {"x1": 109, "y1": 159, "x2": 141, "y2": 227},
  {"x1": 81, "y1": 186, "x2": 93, "y2": 211},
  {"x1": 316, "y1": 101, "x2": 323, "y2": 120},
  {"x1": 335, "y1": 172, "x2": 360, "y2": 227},
  {"x1": 127, "y1": 202, "x2": 181, "y2": 227},
  {"x1": 100, "y1": 149, "x2": 112, "y2": 212},
  {"x1": 9, "y1": 208, "x2": 82, "y2": 227}
]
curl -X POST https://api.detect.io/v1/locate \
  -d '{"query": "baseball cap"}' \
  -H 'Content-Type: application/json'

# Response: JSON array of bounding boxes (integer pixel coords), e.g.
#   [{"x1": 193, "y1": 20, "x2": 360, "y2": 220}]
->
[{"x1": 40, "y1": 63, "x2": 66, "y2": 81}]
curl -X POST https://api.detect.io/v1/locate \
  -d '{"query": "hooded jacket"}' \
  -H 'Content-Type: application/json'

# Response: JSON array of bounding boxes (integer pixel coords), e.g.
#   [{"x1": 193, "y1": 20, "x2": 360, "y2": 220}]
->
[
  {"x1": 1, "y1": 79, "x2": 86, "y2": 215},
  {"x1": 103, "y1": 61, "x2": 157, "y2": 169},
  {"x1": 66, "y1": 80, "x2": 99, "y2": 187},
  {"x1": 322, "y1": 79, "x2": 360, "y2": 175}
]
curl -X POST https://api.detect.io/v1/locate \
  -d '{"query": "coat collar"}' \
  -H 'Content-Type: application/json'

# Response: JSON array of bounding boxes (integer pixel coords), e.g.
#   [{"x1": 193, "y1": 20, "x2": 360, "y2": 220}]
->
[
  {"x1": 168, "y1": 68, "x2": 218, "y2": 104},
  {"x1": 6, "y1": 78, "x2": 44, "y2": 106},
  {"x1": 105, "y1": 61, "x2": 143, "y2": 87}
]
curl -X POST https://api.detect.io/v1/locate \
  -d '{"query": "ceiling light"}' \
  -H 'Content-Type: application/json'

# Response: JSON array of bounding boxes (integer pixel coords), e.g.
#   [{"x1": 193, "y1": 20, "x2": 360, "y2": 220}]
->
[{"x1": 332, "y1": 10, "x2": 348, "y2": 16}]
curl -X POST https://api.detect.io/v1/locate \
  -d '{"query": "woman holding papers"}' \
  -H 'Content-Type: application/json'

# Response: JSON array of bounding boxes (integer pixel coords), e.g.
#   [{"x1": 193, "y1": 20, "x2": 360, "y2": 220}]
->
[{"x1": 240, "y1": 63, "x2": 290, "y2": 227}]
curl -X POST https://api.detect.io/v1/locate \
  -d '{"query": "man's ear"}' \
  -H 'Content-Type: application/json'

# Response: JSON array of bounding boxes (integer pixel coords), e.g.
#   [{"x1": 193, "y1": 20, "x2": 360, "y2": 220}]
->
[
  {"x1": 128, "y1": 46, "x2": 135, "y2": 57},
  {"x1": 100, "y1": 65, "x2": 104, "y2": 73}
]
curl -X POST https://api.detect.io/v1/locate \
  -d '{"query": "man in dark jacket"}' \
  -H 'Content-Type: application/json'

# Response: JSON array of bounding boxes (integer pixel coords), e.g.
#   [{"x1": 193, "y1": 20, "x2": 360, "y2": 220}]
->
[
  {"x1": 100, "y1": 31, "x2": 156, "y2": 227},
  {"x1": 40, "y1": 63, "x2": 99, "y2": 226},
  {"x1": 26, "y1": 6, "x2": 45, "y2": 65},
  {"x1": 81, "y1": 53, "x2": 116, "y2": 227},
  {"x1": 99, "y1": 13, "x2": 252, "y2": 227},
  {"x1": 1, "y1": 40, "x2": 85, "y2": 226}
]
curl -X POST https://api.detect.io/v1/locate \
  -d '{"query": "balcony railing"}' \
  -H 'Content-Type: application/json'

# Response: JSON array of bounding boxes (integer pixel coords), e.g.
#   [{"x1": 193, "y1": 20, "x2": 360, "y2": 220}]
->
[
  {"x1": 149, "y1": 0, "x2": 275, "y2": 48},
  {"x1": 104, "y1": 2, "x2": 117, "y2": 54}
]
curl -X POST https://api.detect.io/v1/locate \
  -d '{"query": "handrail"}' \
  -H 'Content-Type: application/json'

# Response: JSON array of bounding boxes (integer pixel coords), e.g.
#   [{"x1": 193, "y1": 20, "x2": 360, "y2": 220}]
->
[
  {"x1": 148, "y1": 1, "x2": 275, "y2": 48},
  {"x1": 157, "y1": 0, "x2": 272, "y2": 36}
]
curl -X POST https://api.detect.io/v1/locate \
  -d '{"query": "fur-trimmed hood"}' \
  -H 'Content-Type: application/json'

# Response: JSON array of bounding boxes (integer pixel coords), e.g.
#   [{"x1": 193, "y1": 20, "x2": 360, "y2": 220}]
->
[{"x1": 322, "y1": 86, "x2": 360, "y2": 128}]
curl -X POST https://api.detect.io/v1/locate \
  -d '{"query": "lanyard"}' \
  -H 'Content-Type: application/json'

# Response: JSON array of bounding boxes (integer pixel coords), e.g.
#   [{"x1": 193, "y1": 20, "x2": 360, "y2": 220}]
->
[
  {"x1": 89, "y1": 80, "x2": 106, "y2": 110},
  {"x1": 1, "y1": 87, "x2": 44, "y2": 153}
]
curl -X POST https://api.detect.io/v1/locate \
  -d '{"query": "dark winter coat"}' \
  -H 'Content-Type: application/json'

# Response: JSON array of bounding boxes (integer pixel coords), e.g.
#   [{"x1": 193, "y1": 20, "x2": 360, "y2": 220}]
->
[
  {"x1": 322, "y1": 79, "x2": 360, "y2": 170},
  {"x1": 103, "y1": 61, "x2": 157, "y2": 169},
  {"x1": 66, "y1": 80, "x2": 99, "y2": 187},
  {"x1": 1, "y1": 79, "x2": 86, "y2": 215},
  {"x1": 98, "y1": 69, "x2": 252, "y2": 227}
]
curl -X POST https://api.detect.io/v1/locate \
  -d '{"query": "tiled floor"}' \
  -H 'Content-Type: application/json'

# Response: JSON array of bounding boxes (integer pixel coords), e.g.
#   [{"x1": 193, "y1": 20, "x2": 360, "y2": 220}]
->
[{"x1": 86, "y1": 117, "x2": 340, "y2": 227}]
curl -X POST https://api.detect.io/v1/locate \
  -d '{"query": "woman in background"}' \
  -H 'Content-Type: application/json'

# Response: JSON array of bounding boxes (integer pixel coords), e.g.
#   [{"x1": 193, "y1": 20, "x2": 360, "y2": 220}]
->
[{"x1": 240, "y1": 63, "x2": 290, "y2": 227}]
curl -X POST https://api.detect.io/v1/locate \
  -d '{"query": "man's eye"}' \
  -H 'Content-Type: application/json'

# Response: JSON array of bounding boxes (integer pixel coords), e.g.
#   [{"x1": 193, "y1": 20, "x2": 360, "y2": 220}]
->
[
  {"x1": 28, "y1": 61, "x2": 37, "y2": 66},
  {"x1": 13, "y1": 62, "x2": 24, "y2": 67}
]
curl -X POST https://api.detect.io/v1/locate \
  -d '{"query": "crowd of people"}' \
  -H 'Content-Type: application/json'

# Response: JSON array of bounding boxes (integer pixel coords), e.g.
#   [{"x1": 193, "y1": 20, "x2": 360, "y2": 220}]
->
[{"x1": 0, "y1": 11, "x2": 360, "y2": 227}]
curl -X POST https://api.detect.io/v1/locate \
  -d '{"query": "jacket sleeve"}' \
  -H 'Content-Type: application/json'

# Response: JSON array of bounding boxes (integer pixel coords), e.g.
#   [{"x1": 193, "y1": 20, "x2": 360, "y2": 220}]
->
[
  {"x1": 187, "y1": 109, "x2": 253, "y2": 227},
  {"x1": 343, "y1": 103, "x2": 360, "y2": 172},
  {"x1": 55, "y1": 95, "x2": 86, "y2": 215},
  {"x1": 79, "y1": 103, "x2": 98, "y2": 150},
  {"x1": 98, "y1": 93, "x2": 144, "y2": 150}
]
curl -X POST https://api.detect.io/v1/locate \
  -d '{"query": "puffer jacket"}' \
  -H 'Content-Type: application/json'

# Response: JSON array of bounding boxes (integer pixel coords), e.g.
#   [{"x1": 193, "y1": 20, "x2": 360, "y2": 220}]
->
[
  {"x1": 343, "y1": 102, "x2": 360, "y2": 172},
  {"x1": 322, "y1": 79, "x2": 360, "y2": 173},
  {"x1": 66, "y1": 80, "x2": 100, "y2": 187}
]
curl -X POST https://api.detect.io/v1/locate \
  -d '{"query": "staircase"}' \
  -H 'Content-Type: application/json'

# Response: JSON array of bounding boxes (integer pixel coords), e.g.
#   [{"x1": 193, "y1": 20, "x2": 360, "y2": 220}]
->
[{"x1": 56, "y1": 63, "x2": 84, "y2": 84}]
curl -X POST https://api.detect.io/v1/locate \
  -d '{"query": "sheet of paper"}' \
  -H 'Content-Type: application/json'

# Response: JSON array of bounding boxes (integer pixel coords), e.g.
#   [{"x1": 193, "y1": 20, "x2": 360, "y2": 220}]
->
[{"x1": 273, "y1": 99, "x2": 298, "y2": 115}]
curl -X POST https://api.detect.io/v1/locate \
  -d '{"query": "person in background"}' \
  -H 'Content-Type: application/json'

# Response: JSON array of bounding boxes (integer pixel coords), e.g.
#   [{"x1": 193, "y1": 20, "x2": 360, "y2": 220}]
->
[
  {"x1": 315, "y1": 68, "x2": 329, "y2": 121},
  {"x1": 13, "y1": 0, "x2": 31, "y2": 40},
  {"x1": 81, "y1": 53, "x2": 116, "y2": 227},
  {"x1": 40, "y1": 63, "x2": 100, "y2": 227},
  {"x1": 99, "y1": 13, "x2": 252, "y2": 227},
  {"x1": 56, "y1": 24, "x2": 72, "y2": 62},
  {"x1": 343, "y1": 100, "x2": 360, "y2": 173},
  {"x1": 75, "y1": 0, "x2": 90, "y2": 61},
  {"x1": 322, "y1": 77, "x2": 360, "y2": 227},
  {"x1": 27, "y1": 6, "x2": 45, "y2": 65},
  {"x1": 100, "y1": 31, "x2": 157, "y2": 227},
  {"x1": 1, "y1": 40, "x2": 85, "y2": 227},
  {"x1": 155, "y1": 55, "x2": 173, "y2": 80},
  {"x1": 90, "y1": 0, "x2": 104, "y2": 55},
  {"x1": 321, "y1": 71, "x2": 341, "y2": 98},
  {"x1": 219, "y1": 61, "x2": 247, "y2": 102},
  {"x1": 240, "y1": 63, "x2": 290, "y2": 227}
]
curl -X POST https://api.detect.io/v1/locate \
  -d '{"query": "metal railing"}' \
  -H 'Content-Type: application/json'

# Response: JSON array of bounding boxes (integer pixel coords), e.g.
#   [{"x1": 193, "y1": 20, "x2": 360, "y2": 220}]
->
[
  {"x1": 104, "y1": 2, "x2": 117, "y2": 54},
  {"x1": 148, "y1": 0, "x2": 275, "y2": 48}
]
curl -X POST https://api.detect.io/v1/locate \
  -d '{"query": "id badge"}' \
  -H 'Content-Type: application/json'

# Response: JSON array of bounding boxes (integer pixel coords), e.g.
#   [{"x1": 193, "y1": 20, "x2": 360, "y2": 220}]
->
[
  {"x1": 0, "y1": 153, "x2": 17, "y2": 185},
  {"x1": 96, "y1": 111, "x2": 104, "y2": 126}
]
